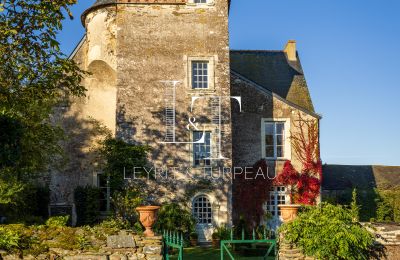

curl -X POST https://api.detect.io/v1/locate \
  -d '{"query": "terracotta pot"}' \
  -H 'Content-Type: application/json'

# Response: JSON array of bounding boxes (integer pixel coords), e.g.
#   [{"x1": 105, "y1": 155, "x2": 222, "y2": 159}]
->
[
  {"x1": 278, "y1": 204, "x2": 301, "y2": 223},
  {"x1": 136, "y1": 205, "x2": 160, "y2": 237},
  {"x1": 212, "y1": 238, "x2": 220, "y2": 248}
]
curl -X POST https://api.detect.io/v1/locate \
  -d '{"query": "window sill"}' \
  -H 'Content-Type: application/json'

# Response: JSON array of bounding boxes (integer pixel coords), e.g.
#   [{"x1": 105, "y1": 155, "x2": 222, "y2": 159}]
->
[
  {"x1": 264, "y1": 158, "x2": 290, "y2": 161},
  {"x1": 187, "y1": 89, "x2": 216, "y2": 94}
]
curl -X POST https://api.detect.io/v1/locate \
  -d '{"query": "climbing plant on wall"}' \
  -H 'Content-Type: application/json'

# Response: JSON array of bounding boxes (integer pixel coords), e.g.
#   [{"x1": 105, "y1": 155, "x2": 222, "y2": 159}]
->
[
  {"x1": 233, "y1": 159, "x2": 273, "y2": 229},
  {"x1": 275, "y1": 113, "x2": 322, "y2": 205}
]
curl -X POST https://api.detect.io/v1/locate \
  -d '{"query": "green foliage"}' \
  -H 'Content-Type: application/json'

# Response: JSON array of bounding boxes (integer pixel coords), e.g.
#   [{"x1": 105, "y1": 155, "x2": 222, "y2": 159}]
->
[
  {"x1": 350, "y1": 188, "x2": 360, "y2": 222},
  {"x1": 379, "y1": 189, "x2": 400, "y2": 222},
  {"x1": 111, "y1": 185, "x2": 144, "y2": 229},
  {"x1": 0, "y1": 226, "x2": 20, "y2": 250},
  {"x1": 45, "y1": 216, "x2": 69, "y2": 228},
  {"x1": 0, "y1": 0, "x2": 86, "y2": 206},
  {"x1": 74, "y1": 186, "x2": 101, "y2": 226},
  {"x1": 375, "y1": 190, "x2": 397, "y2": 222},
  {"x1": 0, "y1": 218, "x2": 128, "y2": 255},
  {"x1": 0, "y1": 184, "x2": 49, "y2": 224},
  {"x1": 98, "y1": 217, "x2": 130, "y2": 230},
  {"x1": 100, "y1": 137, "x2": 150, "y2": 192},
  {"x1": 154, "y1": 203, "x2": 195, "y2": 233},
  {"x1": 279, "y1": 203, "x2": 374, "y2": 260},
  {"x1": 213, "y1": 225, "x2": 231, "y2": 240}
]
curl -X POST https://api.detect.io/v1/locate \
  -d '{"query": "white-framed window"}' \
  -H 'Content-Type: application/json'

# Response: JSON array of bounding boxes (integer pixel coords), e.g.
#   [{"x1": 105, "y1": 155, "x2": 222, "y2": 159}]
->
[
  {"x1": 261, "y1": 119, "x2": 291, "y2": 160},
  {"x1": 266, "y1": 186, "x2": 288, "y2": 218},
  {"x1": 193, "y1": 195, "x2": 213, "y2": 224},
  {"x1": 192, "y1": 61, "x2": 209, "y2": 89},
  {"x1": 194, "y1": 0, "x2": 207, "y2": 3},
  {"x1": 187, "y1": 56, "x2": 215, "y2": 90},
  {"x1": 193, "y1": 131, "x2": 212, "y2": 166}
]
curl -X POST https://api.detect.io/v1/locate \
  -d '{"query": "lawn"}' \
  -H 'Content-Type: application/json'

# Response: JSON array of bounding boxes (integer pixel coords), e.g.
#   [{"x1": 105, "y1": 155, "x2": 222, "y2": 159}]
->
[{"x1": 169, "y1": 247, "x2": 276, "y2": 260}]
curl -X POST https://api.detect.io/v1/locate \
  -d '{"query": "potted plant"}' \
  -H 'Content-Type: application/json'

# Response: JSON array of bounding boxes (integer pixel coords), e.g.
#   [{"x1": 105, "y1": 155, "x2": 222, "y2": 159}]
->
[
  {"x1": 211, "y1": 232, "x2": 220, "y2": 248},
  {"x1": 189, "y1": 232, "x2": 198, "y2": 247},
  {"x1": 136, "y1": 205, "x2": 161, "y2": 237}
]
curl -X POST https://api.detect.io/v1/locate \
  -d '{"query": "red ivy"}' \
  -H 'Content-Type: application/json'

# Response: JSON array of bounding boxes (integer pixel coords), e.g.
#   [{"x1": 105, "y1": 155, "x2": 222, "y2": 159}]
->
[
  {"x1": 274, "y1": 160, "x2": 322, "y2": 205},
  {"x1": 233, "y1": 159, "x2": 273, "y2": 229}
]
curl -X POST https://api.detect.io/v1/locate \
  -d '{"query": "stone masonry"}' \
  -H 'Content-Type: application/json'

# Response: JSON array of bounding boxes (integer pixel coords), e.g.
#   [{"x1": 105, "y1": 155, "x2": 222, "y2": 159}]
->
[{"x1": 0, "y1": 231, "x2": 163, "y2": 260}]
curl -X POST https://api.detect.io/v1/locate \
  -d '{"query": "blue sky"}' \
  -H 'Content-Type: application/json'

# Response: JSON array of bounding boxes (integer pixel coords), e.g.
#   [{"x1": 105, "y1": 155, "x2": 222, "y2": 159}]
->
[{"x1": 58, "y1": 0, "x2": 400, "y2": 166}]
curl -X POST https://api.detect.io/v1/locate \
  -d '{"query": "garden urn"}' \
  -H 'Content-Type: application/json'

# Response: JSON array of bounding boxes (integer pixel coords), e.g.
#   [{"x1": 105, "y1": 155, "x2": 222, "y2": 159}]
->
[
  {"x1": 278, "y1": 204, "x2": 301, "y2": 223},
  {"x1": 136, "y1": 205, "x2": 160, "y2": 237}
]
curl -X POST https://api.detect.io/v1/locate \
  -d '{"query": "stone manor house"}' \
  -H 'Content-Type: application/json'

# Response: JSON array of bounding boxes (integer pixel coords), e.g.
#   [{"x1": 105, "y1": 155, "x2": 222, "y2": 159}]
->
[{"x1": 52, "y1": 0, "x2": 321, "y2": 241}]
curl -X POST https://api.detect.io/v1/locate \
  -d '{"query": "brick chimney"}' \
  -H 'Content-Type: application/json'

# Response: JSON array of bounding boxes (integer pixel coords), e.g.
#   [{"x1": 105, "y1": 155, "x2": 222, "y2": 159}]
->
[{"x1": 284, "y1": 40, "x2": 297, "y2": 61}]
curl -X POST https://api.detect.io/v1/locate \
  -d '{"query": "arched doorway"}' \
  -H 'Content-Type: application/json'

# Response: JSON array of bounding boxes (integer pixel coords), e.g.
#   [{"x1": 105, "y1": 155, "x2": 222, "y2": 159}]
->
[{"x1": 192, "y1": 194, "x2": 213, "y2": 242}]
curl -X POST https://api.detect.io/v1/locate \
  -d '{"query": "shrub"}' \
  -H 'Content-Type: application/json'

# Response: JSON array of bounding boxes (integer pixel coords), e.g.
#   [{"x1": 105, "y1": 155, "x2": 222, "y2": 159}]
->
[
  {"x1": 74, "y1": 186, "x2": 101, "y2": 226},
  {"x1": 279, "y1": 203, "x2": 374, "y2": 260},
  {"x1": 154, "y1": 203, "x2": 195, "y2": 233},
  {"x1": 111, "y1": 185, "x2": 144, "y2": 227},
  {"x1": 45, "y1": 216, "x2": 69, "y2": 228},
  {"x1": 0, "y1": 226, "x2": 20, "y2": 251},
  {"x1": 98, "y1": 217, "x2": 130, "y2": 230},
  {"x1": 215, "y1": 225, "x2": 231, "y2": 240}
]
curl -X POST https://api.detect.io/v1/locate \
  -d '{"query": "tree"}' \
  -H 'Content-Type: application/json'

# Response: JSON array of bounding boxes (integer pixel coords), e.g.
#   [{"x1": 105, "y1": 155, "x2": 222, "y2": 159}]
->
[{"x1": 0, "y1": 0, "x2": 86, "y2": 206}]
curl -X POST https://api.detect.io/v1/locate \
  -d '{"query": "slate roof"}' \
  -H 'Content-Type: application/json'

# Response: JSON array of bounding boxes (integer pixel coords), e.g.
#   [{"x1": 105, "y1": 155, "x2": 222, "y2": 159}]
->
[
  {"x1": 322, "y1": 164, "x2": 400, "y2": 190},
  {"x1": 230, "y1": 50, "x2": 315, "y2": 113}
]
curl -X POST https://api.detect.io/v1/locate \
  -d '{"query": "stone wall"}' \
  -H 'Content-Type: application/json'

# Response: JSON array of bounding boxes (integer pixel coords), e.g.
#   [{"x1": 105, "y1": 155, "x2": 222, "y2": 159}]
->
[{"x1": 0, "y1": 231, "x2": 162, "y2": 260}]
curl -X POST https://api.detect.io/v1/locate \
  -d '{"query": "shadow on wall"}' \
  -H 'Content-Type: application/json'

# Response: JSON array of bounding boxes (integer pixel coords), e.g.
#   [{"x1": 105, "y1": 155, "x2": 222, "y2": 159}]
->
[{"x1": 50, "y1": 109, "x2": 110, "y2": 204}]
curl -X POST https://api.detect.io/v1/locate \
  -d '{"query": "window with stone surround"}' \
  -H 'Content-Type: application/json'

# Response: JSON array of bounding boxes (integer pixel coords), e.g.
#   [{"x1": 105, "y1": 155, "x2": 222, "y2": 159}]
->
[
  {"x1": 192, "y1": 61, "x2": 209, "y2": 89},
  {"x1": 187, "y1": 56, "x2": 215, "y2": 90}
]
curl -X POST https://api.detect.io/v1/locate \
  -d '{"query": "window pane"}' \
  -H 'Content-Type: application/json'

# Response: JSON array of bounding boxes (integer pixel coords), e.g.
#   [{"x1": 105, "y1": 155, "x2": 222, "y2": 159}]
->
[
  {"x1": 193, "y1": 196, "x2": 212, "y2": 224},
  {"x1": 193, "y1": 131, "x2": 211, "y2": 166},
  {"x1": 277, "y1": 135, "x2": 283, "y2": 146},
  {"x1": 265, "y1": 123, "x2": 274, "y2": 135},
  {"x1": 265, "y1": 135, "x2": 273, "y2": 146},
  {"x1": 266, "y1": 146, "x2": 274, "y2": 157},
  {"x1": 192, "y1": 61, "x2": 209, "y2": 89},
  {"x1": 277, "y1": 146, "x2": 284, "y2": 158},
  {"x1": 276, "y1": 123, "x2": 285, "y2": 135}
]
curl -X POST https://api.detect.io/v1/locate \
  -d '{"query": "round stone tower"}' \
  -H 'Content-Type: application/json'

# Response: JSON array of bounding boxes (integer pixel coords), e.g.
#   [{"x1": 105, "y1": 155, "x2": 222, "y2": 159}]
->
[{"x1": 62, "y1": 0, "x2": 233, "y2": 236}]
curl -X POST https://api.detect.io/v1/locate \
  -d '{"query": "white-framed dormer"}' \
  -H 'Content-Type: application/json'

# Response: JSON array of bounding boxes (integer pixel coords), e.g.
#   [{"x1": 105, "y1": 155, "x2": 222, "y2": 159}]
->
[
  {"x1": 261, "y1": 118, "x2": 291, "y2": 160},
  {"x1": 186, "y1": 56, "x2": 216, "y2": 92}
]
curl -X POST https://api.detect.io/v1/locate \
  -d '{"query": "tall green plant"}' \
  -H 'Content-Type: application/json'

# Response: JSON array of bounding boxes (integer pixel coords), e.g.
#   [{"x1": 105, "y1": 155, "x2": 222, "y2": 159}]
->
[
  {"x1": 74, "y1": 186, "x2": 101, "y2": 226},
  {"x1": 350, "y1": 188, "x2": 360, "y2": 222},
  {"x1": 154, "y1": 203, "x2": 195, "y2": 233},
  {"x1": 99, "y1": 138, "x2": 150, "y2": 192},
  {"x1": 279, "y1": 203, "x2": 374, "y2": 259}
]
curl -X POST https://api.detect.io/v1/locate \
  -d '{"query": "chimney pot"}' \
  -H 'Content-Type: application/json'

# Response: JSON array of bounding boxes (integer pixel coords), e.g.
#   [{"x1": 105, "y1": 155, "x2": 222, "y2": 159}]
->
[{"x1": 284, "y1": 40, "x2": 297, "y2": 61}]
